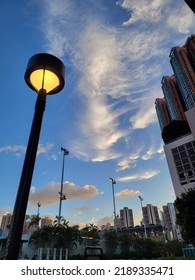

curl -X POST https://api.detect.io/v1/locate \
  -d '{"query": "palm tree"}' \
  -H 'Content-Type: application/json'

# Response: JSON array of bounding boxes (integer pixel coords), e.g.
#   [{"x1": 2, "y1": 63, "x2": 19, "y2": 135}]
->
[
  {"x1": 28, "y1": 225, "x2": 54, "y2": 249},
  {"x1": 28, "y1": 222, "x2": 82, "y2": 257},
  {"x1": 81, "y1": 223, "x2": 100, "y2": 246},
  {"x1": 53, "y1": 224, "x2": 82, "y2": 251}
]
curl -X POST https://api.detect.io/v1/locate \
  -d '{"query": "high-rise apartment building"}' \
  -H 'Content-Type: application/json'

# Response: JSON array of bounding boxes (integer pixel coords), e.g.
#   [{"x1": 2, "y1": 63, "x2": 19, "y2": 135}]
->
[
  {"x1": 0, "y1": 213, "x2": 12, "y2": 230},
  {"x1": 120, "y1": 207, "x2": 134, "y2": 228},
  {"x1": 155, "y1": 98, "x2": 171, "y2": 131},
  {"x1": 142, "y1": 204, "x2": 160, "y2": 226},
  {"x1": 164, "y1": 134, "x2": 195, "y2": 196},
  {"x1": 161, "y1": 75, "x2": 186, "y2": 121},
  {"x1": 155, "y1": 34, "x2": 195, "y2": 198},
  {"x1": 169, "y1": 43, "x2": 195, "y2": 110},
  {"x1": 162, "y1": 203, "x2": 182, "y2": 241},
  {"x1": 184, "y1": 34, "x2": 195, "y2": 70}
]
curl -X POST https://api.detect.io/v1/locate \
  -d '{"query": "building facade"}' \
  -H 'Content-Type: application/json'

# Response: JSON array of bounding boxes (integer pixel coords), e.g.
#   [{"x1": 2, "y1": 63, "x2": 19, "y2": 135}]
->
[
  {"x1": 161, "y1": 75, "x2": 186, "y2": 121},
  {"x1": 164, "y1": 134, "x2": 195, "y2": 197},
  {"x1": 155, "y1": 98, "x2": 171, "y2": 131},
  {"x1": 155, "y1": 34, "x2": 195, "y2": 198},
  {"x1": 119, "y1": 207, "x2": 134, "y2": 228},
  {"x1": 0, "y1": 213, "x2": 12, "y2": 230},
  {"x1": 162, "y1": 203, "x2": 182, "y2": 241},
  {"x1": 169, "y1": 38, "x2": 195, "y2": 110},
  {"x1": 142, "y1": 204, "x2": 160, "y2": 226}
]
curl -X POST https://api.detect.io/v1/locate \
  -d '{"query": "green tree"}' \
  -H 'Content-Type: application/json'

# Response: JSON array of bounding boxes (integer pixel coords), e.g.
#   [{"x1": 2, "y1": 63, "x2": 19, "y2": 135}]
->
[
  {"x1": 29, "y1": 222, "x2": 82, "y2": 254},
  {"x1": 162, "y1": 120, "x2": 191, "y2": 144},
  {"x1": 28, "y1": 225, "x2": 54, "y2": 249},
  {"x1": 82, "y1": 223, "x2": 100, "y2": 246},
  {"x1": 104, "y1": 230, "x2": 118, "y2": 255},
  {"x1": 132, "y1": 237, "x2": 162, "y2": 259},
  {"x1": 174, "y1": 188, "x2": 195, "y2": 245},
  {"x1": 28, "y1": 215, "x2": 40, "y2": 228},
  {"x1": 164, "y1": 240, "x2": 184, "y2": 257},
  {"x1": 118, "y1": 232, "x2": 132, "y2": 254}
]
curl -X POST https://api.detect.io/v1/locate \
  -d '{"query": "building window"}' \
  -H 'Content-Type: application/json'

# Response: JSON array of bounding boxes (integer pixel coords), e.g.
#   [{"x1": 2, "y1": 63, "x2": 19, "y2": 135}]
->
[{"x1": 171, "y1": 141, "x2": 195, "y2": 185}]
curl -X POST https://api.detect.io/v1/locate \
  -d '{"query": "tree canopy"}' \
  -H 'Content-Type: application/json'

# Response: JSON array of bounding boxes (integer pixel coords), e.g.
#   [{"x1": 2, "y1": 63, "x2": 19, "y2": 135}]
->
[
  {"x1": 28, "y1": 221, "x2": 82, "y2": 253},
  {"x1": 174, "y1": 188, "x2": 195, "y2": 245},
  {"x1": 162, "y1": 120, "x2": 191, "y2": 144}
]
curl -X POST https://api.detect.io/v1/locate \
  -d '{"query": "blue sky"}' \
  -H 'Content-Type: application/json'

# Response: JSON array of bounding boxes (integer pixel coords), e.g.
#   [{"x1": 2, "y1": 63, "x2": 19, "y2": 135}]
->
[{"x1": 0, "y1": 0, "x2": 194, "y2": 228}]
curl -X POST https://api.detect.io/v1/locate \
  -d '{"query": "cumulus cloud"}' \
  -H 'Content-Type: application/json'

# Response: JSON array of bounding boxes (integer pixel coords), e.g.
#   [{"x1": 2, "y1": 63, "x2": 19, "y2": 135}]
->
[
  {"x1": 96, "y1": 216, "x2": 114, "y2": 228},
  {"x1": 29, "y1": 181, "x2": 103, "y2": 206},
  {"x1": 115, "y1": 189, "x2": 140, "y2": 197},
  {"x1": 73, "y1": 206, "x2": 91, "y2": 216},
  {"x1": 117, "y1": 170, "x2": 159, "y2": 182}
]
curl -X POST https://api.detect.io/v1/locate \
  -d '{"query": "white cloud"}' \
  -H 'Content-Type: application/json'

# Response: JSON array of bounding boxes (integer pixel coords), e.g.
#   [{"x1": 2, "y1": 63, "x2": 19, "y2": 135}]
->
[
  {"x1": 117, "y1": 143, "x2": 164, "y2": 171},
  {"x1": 73, "y1": 206, "x2": 91, "y2": 216},
  {"x1": 129, "y1": 87, "x2": 161, "y2": 129},
  {"x1": 167, "y1": 5, "x2": 195, "y2": 34},
  {"x1": 117, "y1": 170, "x2": 159, "y2": 182},
  {"x1": 96, "y1": 216, "x2": 114, "y2": 228},
  {"x1": 120, "y1": 0, "x2": 168, "y2": 26},
  {"x1": 39, "y1": 0, "x2": 195, "y2": 163},
  {"x1": 37, "y1": 143, "x2": 54, "y2": 155},
  {"x1": 0, "y1": 143, "x2": 54, "y2": 157},
  {"x1": 116, "y1": 189, "x2": 140, "y2": 198},
  {"x1": 0, "y1": 145, "x2": 26, "y2": 154},
  {"x1": 117, "y1": 158, "x2": 136, "y2": 171},
  {"x1": 29, "y1": 181, "x2": 103, "y2": 206}
]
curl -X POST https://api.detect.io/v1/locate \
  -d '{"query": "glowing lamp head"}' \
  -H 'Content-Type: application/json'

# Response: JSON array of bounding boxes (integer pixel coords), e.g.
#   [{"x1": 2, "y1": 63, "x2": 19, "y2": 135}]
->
[{"x1": 24, "y1": 53, "x2": 65, "y2": 95}]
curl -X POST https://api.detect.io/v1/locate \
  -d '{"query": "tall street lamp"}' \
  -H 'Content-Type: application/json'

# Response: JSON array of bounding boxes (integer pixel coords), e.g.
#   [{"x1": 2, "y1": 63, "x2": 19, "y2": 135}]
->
[
  {"x1": 138, "y1": 195, "x2": 147, "y2": 238},
  {"x1": 5, "y1": 53, "x2": 65, "y2": 260},
  {"x1": 37, "y1": 201, "x2": 41, "y2": 217},
  {"x1": 110, "y1": 178, "x2": 117, "y2": 227},
  {"x1": 57, "y1": 147, "x2": 69, "y2": 225}
]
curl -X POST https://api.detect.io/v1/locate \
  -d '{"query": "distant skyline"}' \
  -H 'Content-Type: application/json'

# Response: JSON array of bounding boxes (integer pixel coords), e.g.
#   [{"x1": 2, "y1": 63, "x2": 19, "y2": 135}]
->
[{"x1": 0, "y1": 0, "x2": 195, "y2": 228}]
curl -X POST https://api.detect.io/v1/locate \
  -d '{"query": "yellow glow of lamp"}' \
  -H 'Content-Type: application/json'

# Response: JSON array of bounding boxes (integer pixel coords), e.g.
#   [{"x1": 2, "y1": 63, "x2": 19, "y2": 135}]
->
[{"x1": 25, "y1": 53, "x2": 65, "y2": 95}]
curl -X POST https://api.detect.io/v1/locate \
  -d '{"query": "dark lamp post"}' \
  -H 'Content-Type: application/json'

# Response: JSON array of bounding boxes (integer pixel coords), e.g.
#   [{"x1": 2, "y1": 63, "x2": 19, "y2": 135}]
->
[
  {"x1": 57, "y1": 147, "x2": 69, "y2": 225},
  {"x1": 110, "y1": 178, "x2": 117, "y2": 227},
  {"x1": 5, "y1": 53, "x2": 65, "y2": 260},
  {"x1": 138, "y1": 195, "x2": 147, "y2": 238},
  {"x1": 37, "y1": 201, "x2": 41, "y2": 217}
]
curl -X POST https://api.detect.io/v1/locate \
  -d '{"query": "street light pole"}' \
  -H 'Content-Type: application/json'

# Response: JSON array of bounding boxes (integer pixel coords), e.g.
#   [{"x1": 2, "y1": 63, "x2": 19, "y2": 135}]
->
[
  {"x1": 37, "y1": 201, "x2": 41, "y2": 217},
  {"x1": 58, "y1": 147, "x2": 69, "y2": 225},
  {"x1": 5, "y1": 53, "x2": 65, "y2": 260},
  {"x1": 110, "y1": 178, "x2": 117, "y2": 227},
  {"x1": 138, "y1": 195, "x2": 147, "y2": 238}
]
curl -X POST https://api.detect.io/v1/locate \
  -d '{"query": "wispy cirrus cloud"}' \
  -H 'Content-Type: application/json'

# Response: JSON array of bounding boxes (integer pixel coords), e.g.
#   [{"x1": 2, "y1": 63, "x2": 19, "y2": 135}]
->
[
  {"x1": 0, "y1": 143, "x2": 54, "y2": 157},
  {"x1": 0, "y1": 145, "x2": 26, "y2": 154},
  {"x1": 117, "y1": 170, "x2": 159, "y2": 182},
  {"x1": 39, "y1": 0, "x2": 195, "y2": 163},
  {"x1": 117, "y1": 143, "x2": 164, "y2": 171}
]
